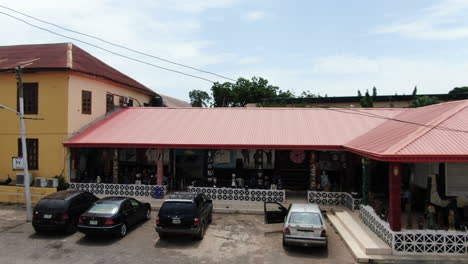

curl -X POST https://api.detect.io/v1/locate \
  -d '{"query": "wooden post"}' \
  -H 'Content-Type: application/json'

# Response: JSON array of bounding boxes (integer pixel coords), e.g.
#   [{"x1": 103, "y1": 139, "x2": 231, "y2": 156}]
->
[
  {"x1": 157, "y1": 149, "x2": 163, "y2": 185},
  {"x1": 389, "y1": 162, "x2": 402, "y2": 231}
]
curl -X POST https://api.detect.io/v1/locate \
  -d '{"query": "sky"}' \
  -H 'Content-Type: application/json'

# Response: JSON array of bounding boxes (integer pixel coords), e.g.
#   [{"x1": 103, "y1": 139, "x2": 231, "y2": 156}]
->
[{"x1": 1, "y1": 0, "x2": 468, "y2": 102}]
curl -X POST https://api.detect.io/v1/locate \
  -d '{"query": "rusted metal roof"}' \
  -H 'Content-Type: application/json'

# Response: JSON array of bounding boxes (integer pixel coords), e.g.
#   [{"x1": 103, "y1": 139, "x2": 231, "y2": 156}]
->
[
  {"x1": 64, "y1": 107, "x2": 403, "y2": 150},
  {"x1": 0, "y1": 43, "x2": 156, "y2": 95}
]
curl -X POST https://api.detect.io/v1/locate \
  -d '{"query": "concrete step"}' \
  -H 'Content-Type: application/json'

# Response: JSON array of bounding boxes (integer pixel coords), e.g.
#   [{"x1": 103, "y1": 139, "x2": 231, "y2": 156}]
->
[
  {"x1": 328, "y1": 214, "x2": 369, "y2": 263},
  {"x1": 335, "y1": 211, "x2": 391, "y2": 255}
]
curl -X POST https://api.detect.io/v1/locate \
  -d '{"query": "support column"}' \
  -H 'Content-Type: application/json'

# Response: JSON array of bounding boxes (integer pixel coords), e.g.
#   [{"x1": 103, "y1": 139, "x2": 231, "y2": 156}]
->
[
  {"x1": 309, "y1": 151, "x2": 318, "y2": 190},
  {"x1": 389, "y1": 162, "x2": 402, "y2": 231},
  {"x1": 157, "y1": 149, "x2": 164, "y2": 185},
  {"x1": 361, "y1": 158, "x2": 370, "y2": 205},
  {"x1": 112, "y1": 148, "x2": 119, "y2": 184}
]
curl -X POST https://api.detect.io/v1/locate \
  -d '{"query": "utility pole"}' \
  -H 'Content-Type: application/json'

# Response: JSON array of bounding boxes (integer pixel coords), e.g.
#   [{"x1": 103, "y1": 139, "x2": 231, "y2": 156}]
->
[{"x1": 16, "y1": 66, "x2": 33, "y2": 222}]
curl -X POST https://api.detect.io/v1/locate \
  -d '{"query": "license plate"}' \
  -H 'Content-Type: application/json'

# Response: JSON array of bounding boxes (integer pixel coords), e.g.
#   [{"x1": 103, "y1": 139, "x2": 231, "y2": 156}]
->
[
  {"x1": 172, "y1": 218, "x2": 181, "y2": 224},
  {"x1": 89, "y1": 220, "x2": 98, "y2": 225},
  {"x1": 43, "y1": 214, "x2": 52, "y2": 219}
]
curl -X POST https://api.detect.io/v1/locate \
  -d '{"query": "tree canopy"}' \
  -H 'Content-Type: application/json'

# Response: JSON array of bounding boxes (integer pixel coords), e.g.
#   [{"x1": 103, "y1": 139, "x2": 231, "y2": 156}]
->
[
  {"x1": 189, "y1": 90, "x2": 211, "y2": 107},
  {"x1": 449, "y1": 86, "x2": 468, "y2": 94},
  {"x1": 360, "y1": 90, "x2": 374, "y2": 107},
  {"x1": 409, "y1": 96, "x2": 440, "y2": 108}
]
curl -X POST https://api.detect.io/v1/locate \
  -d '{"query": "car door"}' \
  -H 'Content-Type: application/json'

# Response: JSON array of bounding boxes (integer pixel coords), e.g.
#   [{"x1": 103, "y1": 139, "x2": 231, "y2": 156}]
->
[
  {"x1": 129, "y1": 198, "x2": 144, "y2": 221},
  {"x1": 122, "y1": 200, "x2": 137, "y2": 226},
  {"x1": 264, "y1": 202, "x2": 288, "y2": 224}
]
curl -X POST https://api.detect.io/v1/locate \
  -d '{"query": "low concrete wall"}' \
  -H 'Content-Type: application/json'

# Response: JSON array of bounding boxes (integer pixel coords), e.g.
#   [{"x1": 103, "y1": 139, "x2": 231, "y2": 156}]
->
[{"x1": 0, "y1": 186, "x2": 57, "y2": 204}]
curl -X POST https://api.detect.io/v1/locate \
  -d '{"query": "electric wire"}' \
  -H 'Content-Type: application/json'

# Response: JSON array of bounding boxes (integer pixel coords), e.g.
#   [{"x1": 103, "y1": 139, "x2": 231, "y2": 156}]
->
[
  {"x1": 0, "y1": 4, "x2": 236, "y2": 82},
  {"x1": 0, "y1": 10, "x2": 217, "y2": 84}
]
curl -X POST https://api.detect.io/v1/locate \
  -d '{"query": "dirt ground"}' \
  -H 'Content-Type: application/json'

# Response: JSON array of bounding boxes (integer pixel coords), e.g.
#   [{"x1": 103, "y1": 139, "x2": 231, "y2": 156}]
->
[{"x1": 0, "y1": 204, "x2": 355, "y2": 264}]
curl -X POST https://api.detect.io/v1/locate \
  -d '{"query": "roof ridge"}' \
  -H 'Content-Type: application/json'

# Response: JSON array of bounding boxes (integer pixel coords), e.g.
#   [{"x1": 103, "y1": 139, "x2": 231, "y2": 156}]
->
[{"x1": 384, "y1": 100, "x2": 468, "y2": 155}]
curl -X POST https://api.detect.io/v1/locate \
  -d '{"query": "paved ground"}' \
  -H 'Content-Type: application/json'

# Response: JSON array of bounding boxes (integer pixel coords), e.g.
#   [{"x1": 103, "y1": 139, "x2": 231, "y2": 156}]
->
[{"x1": 0, "y1": 204, "x2": 355, "y2": 264}]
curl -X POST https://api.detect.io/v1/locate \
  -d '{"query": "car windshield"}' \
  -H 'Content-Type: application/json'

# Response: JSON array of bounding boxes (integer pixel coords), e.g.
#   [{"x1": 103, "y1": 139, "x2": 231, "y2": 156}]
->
[
  {"x1": 36, "y1": 199, "x2": 66, "y2": 210},
  {"x1": 88, "y1": 203, "x2": 119, "y2": 214},
  {"x1": 160, "y1": 202, "x2": 195, "y2": 214},
  {"x1": 289, "y1": 212, "x2": 322, "y2": 226}
]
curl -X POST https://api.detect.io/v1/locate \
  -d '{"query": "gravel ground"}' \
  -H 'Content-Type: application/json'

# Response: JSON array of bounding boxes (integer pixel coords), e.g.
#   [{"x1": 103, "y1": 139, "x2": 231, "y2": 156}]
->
[{"x1": 0, "y1": 204, "x2": 355, "y2": 264}]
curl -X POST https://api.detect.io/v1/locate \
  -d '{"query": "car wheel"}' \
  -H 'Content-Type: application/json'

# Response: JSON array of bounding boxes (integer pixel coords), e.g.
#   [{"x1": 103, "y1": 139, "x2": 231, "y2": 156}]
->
[
  {"x1": 208, "y1": 213, "x2": 212, "y2": 224},
  {"x1": 145, "y1": 209, "x2": 151, "y2": 221},
  {"x1": 119, "y1": 223, "x2": 127, "y2": 238},
  {"x1": 33, "y1": 226, "x2": 44, "y2": 234},
  {"x1": 196, "y1": 224, "x2": 204, "y2": 240},
  {"x1": 65, "y1": 218, "x2": 78, "y2": 234},
  {"x1": 282, "y1": 236, "x2": 289, "y2": 249}
]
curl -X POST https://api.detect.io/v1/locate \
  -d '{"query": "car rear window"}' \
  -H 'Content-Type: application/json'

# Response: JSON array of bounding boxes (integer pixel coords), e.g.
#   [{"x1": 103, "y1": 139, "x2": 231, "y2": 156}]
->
[
  {"x1": 160, "y1": 202, "x2": 195, "y2": 214},
  {"x1": 288, "y1": 212, "x2": 322, "y2": 226},
  {"x1": 36, "y1": 199, "x2": 66, "y2": 210},
  {"x1": 88, "y1": 203, "x2": 119, "y2": 214}
]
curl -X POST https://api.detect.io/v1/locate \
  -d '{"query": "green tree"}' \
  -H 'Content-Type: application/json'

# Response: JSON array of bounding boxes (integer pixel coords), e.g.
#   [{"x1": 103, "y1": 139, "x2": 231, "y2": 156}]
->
[
  {"x1": 409, "y1": 96, "x2": 440, "y2": 108},
  {"x1": 448, "y1": 86, "x2": 468, "y2": 94},
  {"x1": 372, "y1": 86, "x2": 377, "y2": 98},
  {"x1": 360, "y1": 90, "x2": 374, "y2": 107},
  {"x1": 299, "y1": 90, "x2": 318, "y2": 98},
  {"x1": 210, "y1": 77, "x2": 281, "y2": 107},
  {"x1": 277, "y1": 90, "x2": 295, "y2": 98},
  {"x1": 189, "y1": 90, "x2": 211, "y2": 107},
  {"x1": 357, "y1": 90, "x2": 362, "y2": 97},
  {"x1": 412, "y1": 86, "x2": 417, "y2": 96}
]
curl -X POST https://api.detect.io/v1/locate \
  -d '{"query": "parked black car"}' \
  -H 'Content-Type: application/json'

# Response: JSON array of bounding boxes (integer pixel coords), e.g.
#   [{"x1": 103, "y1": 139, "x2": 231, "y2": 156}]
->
[
  {"x1": 32, "y1": 190, "x2": 98, "y2": 234},
  {"x1": 78, "y1": 197, "x2": 151, "y2": 237},
  {"x1": 156, "y1": 192, "x2": 213, "y2": 240}
]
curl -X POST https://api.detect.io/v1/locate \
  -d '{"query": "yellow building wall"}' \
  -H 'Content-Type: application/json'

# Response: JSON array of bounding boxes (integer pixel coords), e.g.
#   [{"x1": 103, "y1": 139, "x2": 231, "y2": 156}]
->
[
  {"x1": 0, "y1": 186, "x2": 57, "y2": 204},
  {"x1": 0, "y1": 72, "x2": 69, "y2": 181},
  {"x1": 67, "y1": 74, "x2": 152, "y2": 135}
]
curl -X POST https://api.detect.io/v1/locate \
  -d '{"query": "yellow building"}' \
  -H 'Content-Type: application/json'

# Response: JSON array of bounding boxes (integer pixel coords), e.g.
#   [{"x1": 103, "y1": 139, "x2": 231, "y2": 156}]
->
[{"x1": 0, "y1": 43, "x2": 157, "y2": 183}]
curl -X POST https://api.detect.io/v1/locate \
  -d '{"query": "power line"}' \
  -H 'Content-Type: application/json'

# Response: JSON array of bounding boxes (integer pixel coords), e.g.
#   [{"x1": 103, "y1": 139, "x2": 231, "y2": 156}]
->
[
  {"x1": 0, "y1": 4, "x2": 236, "y2": 82},
  {"x1": 0, "y1": 10, "x2": 217, "y2": 84},
  {"x1": 319, "y1": 106, "x2": 468, "y2": 134}
]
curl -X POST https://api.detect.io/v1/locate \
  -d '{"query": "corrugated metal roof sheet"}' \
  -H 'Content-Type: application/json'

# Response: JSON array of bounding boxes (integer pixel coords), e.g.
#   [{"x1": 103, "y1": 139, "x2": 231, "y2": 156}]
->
[
  {"x1": 0, "y1": 43, "x2": 155, "y2": 95},
  {"x1": 64, "y1": 107, "x2": 403, "y2": 149},
  {"x1": 64, "y1": 100, "x2": 468, "y2": 162},
  {"x1": 345, "y1": 100, "x2": 468, "y2": 160}
]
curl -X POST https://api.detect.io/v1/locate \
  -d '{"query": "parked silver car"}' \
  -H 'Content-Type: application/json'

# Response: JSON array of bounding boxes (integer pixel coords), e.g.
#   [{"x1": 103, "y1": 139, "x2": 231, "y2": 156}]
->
[{"x1": 264, "y1": 202, "x2": 327, "y2": 248}]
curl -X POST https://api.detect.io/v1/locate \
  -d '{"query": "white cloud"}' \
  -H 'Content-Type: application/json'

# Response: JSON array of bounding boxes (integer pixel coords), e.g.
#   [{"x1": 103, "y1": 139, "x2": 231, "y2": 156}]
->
[
  {"x1": 238, "y1": 56, "x2": 262, "y2": 64},
  {"x1": 232, "y1": 55, "x2": 468, "y2": 97},
  {"x1": 169, "y1": 0, "x2": 239, "y2": 13},
  {"x1": 374, "y1": 0, "x2": 468, "y2": 40},
  {"x1": 312, "y1": 55, "x2": 380, "y2": 74},
  {"x1": 244, "y1": 11, "x2": 266, "y2": 21}
]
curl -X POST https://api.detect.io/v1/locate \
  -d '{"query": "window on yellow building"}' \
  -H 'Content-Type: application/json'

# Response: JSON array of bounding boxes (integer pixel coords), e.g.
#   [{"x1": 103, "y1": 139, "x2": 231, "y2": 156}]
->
[
  {"x1": 17, "y1": 83, "x2": 38, "y2": 115},
  {"x1": 106, "y1": 94, "x2": 114, "y2": 113},
  {"x1": 82, "y1": 90, "x2": 92, "y2": 114},
  {"x1": 18, "y1": 138, "x2": 39, "y2": 170}
]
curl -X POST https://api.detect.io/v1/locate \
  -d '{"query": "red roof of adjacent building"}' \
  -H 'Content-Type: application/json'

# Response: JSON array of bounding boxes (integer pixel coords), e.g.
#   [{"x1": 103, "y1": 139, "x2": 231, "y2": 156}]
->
[
  {"x1": 64, "y1": 100, "x2": 468, "y2": 162},
  {"x1": 0, "y1": 43, "x2": 156, "y2": 95}
]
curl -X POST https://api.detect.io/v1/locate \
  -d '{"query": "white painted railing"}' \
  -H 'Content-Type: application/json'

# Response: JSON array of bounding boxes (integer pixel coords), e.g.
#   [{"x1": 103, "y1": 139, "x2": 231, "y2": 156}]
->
[
  {"x1": 187, "y1": 187, "x2": 285, "y2": 202},
  {"x1": 307, "y1": 191, "x2": 362, "y2": 210},
  {"x1": 69, "y1": 183, "x2": 167, "y2": 198},
  {"x1": 360, "y1": 205, "x2": 468, "y2": 255}
]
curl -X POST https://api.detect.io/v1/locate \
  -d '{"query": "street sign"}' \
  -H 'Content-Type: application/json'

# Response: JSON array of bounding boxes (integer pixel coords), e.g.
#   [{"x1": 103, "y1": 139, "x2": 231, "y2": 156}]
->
[{"x1": 12, "y1": 157, "x2": 24, "y2": 170}]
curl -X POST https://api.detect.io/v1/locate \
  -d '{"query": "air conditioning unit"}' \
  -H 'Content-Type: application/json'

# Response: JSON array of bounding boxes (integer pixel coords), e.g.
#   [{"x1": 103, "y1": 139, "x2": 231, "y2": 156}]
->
[
  {"x1": 34, "y1": 177, "x2": 47, "y2": 187},
  {"x1": 47, "y1": 178, "x2": 59, "y2": 188},
  {"x1": 16, "y1": 172, "x2": 33, "y2": 186}
]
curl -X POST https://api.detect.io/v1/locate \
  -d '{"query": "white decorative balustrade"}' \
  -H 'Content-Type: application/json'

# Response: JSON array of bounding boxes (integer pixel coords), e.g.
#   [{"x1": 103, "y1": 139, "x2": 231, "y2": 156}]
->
[
  {"x1": 187, "y1": 187, "x2": 285, "y2": 202},
  {"x1": 307, "y1": 191, "x2": 362, "y2": 210},
  {"x1": 69, "y1": 183, "x2": 167, "y2": 198}
]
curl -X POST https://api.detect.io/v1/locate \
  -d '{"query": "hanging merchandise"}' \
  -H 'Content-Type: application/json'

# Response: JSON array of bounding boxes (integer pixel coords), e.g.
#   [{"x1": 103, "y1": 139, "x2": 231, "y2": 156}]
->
[
  {"x1": 207, "y1": 150, "x2": 215, "y2": 186},
  {"x1": 289, "y1": 150, "x2": 305, "y2": 164}
]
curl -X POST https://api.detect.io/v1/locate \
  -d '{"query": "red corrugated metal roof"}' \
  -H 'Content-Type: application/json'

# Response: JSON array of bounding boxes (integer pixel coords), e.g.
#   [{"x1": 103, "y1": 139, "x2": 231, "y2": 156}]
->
[
  {"x1": 0, "y1": 43, "x2": 156, "y2": 95},
  {"x1": 64, "y1": 100, "x2": 468, "y2": 162},
  {"x1": 345, "y1": 100, "x2": 468, "y2": 161},
  {"x1": 64, "y1": 107, "x2": 403, "y2": 149}
]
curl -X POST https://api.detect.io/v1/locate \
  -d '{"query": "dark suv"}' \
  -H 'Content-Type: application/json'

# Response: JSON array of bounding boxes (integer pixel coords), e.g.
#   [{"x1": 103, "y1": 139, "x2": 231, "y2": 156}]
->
[
  {"x1": 32, "y1": 190, "x2": 98, "y2": 234},
  {"x1": 156, "y1": 192, "x2": 213, "y2": 240}
]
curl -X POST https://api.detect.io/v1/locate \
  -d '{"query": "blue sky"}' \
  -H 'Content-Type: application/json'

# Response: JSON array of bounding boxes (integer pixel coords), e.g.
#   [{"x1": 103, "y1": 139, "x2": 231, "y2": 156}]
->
[{"x1": 1, "y1": 0, "x2": 468, "y2": 101}]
